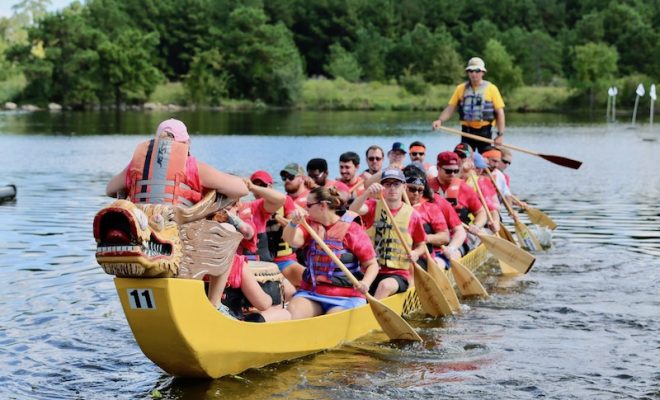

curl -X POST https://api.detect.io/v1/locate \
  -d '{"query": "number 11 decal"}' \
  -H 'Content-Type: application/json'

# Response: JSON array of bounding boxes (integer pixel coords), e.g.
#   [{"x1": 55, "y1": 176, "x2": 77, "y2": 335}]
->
[{"x1": 127, "y1": 288, "x2": 156, "y2": 309}]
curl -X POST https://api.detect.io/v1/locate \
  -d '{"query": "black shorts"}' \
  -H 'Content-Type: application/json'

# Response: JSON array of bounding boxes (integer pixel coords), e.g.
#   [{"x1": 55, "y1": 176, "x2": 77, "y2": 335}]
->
[
  {"x1": 461, "y1": 125, "x2": 493, "y2": 153},
  {"x1": 369, "y1": 273, "x2": 410, "y2": 295}
]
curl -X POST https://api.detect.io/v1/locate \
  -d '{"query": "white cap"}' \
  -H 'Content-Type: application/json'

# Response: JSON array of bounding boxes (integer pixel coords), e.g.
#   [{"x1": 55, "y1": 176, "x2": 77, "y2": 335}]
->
[{"x1": 465, "y1": 57, "x2": 486, "y2": 72}]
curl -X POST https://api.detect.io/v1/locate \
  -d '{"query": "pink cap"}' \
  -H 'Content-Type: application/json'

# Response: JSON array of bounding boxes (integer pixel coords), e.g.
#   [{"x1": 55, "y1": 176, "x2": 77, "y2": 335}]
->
[{"x1": 156, "y1": 119, "x2": 189, "y2": 143}]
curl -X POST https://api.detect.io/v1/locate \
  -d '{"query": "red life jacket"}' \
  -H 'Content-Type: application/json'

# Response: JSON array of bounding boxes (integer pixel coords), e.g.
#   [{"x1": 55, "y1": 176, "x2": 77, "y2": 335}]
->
[
  {"x1": 127, "y1": 137, "x2": 202, "y2": 206},
  {"x1": 300, "y1": 213, "x2": 363, "y2": 298}
]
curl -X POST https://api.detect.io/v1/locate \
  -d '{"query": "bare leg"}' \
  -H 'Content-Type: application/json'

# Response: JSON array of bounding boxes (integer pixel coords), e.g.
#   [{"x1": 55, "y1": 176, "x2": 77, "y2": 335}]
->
[
  {"x1": 373, "y1": 277, "x2": 400, "y2": 300},
  {"x1": 261, "y1": 306, "x2": 292, "y2": 321},
  {"x1": 282, "y1": 262, "x2": 305, "y2": 287},
  {"x1": 207, "y1": 272, "x2": 229, "y2": 307},
  {"x1": 288, "y1": 296, "x2": 323, "y2": 320}
]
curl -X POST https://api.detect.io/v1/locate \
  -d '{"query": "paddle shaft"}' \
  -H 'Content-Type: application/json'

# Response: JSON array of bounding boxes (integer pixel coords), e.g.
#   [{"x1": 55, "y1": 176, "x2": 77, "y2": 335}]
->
[
  {"x1": 378, "y1": 194, "x2": 418, "y2": 263},
  {"x1": 468, "y1": 173, "x2": 497, "y2": 227},
  {"x1": 436, "y1": 125, "x2": 582, "y2": 169},
  {"x1": 484, "y1": 169, "x2": 519, "y2": 223}
]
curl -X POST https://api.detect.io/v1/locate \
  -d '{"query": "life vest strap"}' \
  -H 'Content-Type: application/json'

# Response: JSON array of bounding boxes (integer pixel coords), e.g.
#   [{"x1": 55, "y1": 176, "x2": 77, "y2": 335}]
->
[{"x1": 135, "y1": 179, "x2": 193, "y2": 191}]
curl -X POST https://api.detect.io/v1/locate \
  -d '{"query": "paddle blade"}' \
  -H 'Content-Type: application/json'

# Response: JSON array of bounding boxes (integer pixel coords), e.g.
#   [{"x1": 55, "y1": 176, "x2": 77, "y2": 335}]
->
[
  {"x1": 524, "y1": 207, "x2": 557, "y2": 230},
  {"x1": 479, "y1": 233, "x2": 536, "y2": 274},
  {"x1": 367, "y1": 295, "x2": 422, "y2": 341},
  {"x1": 414, "y1": 264, "x2": 454, "y2": 317},
  {"x1": 498, "y1": 260, "x2": 521, "y2": 276},
  {"x1": 427, "y1": 261, "x2": 461, "y2": 312},
  {"x1": 514, "y1": 221, "x2": 542, "y2": 252},
  {"x1": 450, "y1": 259, "x2": 488, "y2": 297},
  {"x1": 538, "y1": 154, "x2": 582, "y2": 169}
]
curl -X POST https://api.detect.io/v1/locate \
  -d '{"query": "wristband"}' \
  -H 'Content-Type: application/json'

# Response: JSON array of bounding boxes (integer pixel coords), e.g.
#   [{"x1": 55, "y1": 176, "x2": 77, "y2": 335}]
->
[
  {"x1": 445, "y1": 246, "x2": 457, "y2": 252},
  {"x1": 227, "y1": 214, "x2": 242, "y2": 230},
  {"x1": 288, "y1": 221, "x2": 299, "y2": 229},
  {"x1": 496, "y1": 131, "x2": 504, "y2": 137}
]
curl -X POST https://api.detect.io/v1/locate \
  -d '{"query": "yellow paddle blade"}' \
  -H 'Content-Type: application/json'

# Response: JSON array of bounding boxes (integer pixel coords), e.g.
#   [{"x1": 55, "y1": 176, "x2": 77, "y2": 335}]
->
[
  {"x1": 498, "y1": 260, "x2": 522, "y2": 276},
  {"x1": 449, "y1": 259, "x2": 488, "y2": 297},
  {"x1": 366, "y1": 294, "x2": 422, "y2": 341},
  {"x1": 427, "y1": 260, "x2": 461, "y2": 312},
  {"x1": 524, "y1": 207, "x2": 557, "y2": 230},
  {"x1": 514, "y1": 221, "x2": 542, "y2": 251},
  {"x1": 479, "y1": 233, "x2": 536, "y2": 274},
  {"x1": 414, "y1": 264, "x2": 454, "y2": 317}
]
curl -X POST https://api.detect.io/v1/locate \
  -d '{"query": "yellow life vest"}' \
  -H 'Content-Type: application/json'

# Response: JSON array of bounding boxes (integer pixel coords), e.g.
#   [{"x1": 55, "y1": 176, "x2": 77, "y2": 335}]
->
[{"x1": 367, "y1": 201, "x2": 413, "y2": 270}]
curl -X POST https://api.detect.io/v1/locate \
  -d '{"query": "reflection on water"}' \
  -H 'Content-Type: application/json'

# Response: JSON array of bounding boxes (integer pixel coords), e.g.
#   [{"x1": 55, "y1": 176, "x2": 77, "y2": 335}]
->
[{"x1": 0, "y1": 111, "x2": 659, "y2": 399}]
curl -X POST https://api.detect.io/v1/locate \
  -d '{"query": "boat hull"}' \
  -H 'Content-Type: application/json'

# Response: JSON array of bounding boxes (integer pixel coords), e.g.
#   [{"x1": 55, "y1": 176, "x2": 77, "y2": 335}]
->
[{"x1": 114, "y1": 244, "x2": 488, "y2": 378}]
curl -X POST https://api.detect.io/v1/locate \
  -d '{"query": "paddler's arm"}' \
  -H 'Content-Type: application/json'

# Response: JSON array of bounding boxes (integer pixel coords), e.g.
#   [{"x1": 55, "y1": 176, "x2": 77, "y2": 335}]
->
[
  {"x1": 106, "y1": 166, "x2": 128, "y2": 197},
  {"x1": 363, "y1": 170, "x2": 382, "y2": 189},
  {"x1": 197, "y1": 161, "x2": 249, "y2": 199},
  {"x1": 444, "y1": 226, "x2": 467, "y2": 260},
  {"x1": 426, "y1": 229, "x2": 450, "y2": 247},
  {"x1": 349, "y1": 183, "x2": 381, "y2": 215},
  {"x1": 494, "y1": 108, "x2": 505, "y2": 145},
  {"x1": 282, "y1": 209, "x2": 307, "y2": 248},
  {"x1": 241, "y1": 265, "x2": 273, "y2": 311},
  {"x1": 472, "y1": 206, "x2": 487, "y2": 231},
  {"x1": 355, "y1": 258, "x2": 379, "y2": 294},
  {"x1": 432, "y1": 104, "x2": 457, "y2": 130},
  {"x1": 245, "y1": 179, "x2": 285, "y2": 213}
]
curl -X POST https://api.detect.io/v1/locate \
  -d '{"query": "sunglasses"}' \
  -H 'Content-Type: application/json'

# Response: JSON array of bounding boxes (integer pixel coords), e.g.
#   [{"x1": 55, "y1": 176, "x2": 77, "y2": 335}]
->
[
  {"x1": 252, "y1": 180, "x2": 268, "y2": 187},
  {"x1": 502, "y1": 160, "x2": 511, "y2": 165},
  {"x1": 306, "y1": 200, "x2": 325, "y2": 208},
  {"x1": 368, "y1": 157, "x2": 383, "y2": 162},
  {"x1": 280, "y1": 173, "x2": 296, "y2": 181},
  {"x1": 468, "y1": 69, "x2": 483, "y2": 73},
  {"x1": 442, "y1": 168, "x2": 460, "y2": 175},
  {"x1": 410, "y1": 152, "x2": 425, "y2": 157},
  {"x1": 407, "y1": 186, "x2": 424, "y2": 194}
]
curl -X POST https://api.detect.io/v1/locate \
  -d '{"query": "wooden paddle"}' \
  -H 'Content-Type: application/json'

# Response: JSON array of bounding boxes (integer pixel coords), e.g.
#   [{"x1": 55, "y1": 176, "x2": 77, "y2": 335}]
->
[
  {"x1": 513, "y1": 195, "x2": 557, "y2": 230},
  {"x1": 300, "y1": 219, "x2": 422, "y2": 341},
  {"x1": 423, "y1": 247, "x2": 462, "y2": 311},
  {"x1": 462, "y1": 223, "x2": 536, "y2": 274},
  {"x1": 378, "y1": 193, "x2": 453, "y2": 317},
  {"x1": 484, "y1": 169, "x2": 542, "y2": 251},
  {"x1": 436, "y1": 125, "x2": 582, "y2": 169}
]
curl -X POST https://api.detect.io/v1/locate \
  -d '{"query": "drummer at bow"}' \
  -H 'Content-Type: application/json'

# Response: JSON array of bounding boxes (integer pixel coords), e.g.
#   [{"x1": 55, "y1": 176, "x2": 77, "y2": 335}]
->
[{"x1": 283, "y1": 186, "x2": 379, "y2": 319}]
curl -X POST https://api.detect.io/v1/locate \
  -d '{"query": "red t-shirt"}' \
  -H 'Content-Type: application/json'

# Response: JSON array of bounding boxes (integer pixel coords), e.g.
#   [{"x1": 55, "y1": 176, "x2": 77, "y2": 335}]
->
[
  {"x1": 324, "y1": 179, "x2": 350, "y2": 196},
  {"x1": 413, "y1": 200, "x2": 448, "y2": 233},
  {"x1": 432, "y1": 194, "x2": 463, "y2": 230},
  {"x1": 247, "y1": 198, "x2": 271, "y2": 234},
  {"x1": 477, "y1": 176, "x2": 499, "y2": 212},
  {"x1": 429, "y1": 178, "x2": 483, "y2": 215}
]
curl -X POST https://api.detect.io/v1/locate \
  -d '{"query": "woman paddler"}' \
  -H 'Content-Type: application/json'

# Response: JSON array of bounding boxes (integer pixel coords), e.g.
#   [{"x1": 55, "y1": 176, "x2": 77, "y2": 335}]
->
[
  {"x1": 401, "y1": 164, "x2": 451, "y2": 269},
  {"x1": 106, "y1": 118, "x2": 247, "y2": 202},
  {"x1": 282, "y1": 187, "x2": 379, "y2": 319}
]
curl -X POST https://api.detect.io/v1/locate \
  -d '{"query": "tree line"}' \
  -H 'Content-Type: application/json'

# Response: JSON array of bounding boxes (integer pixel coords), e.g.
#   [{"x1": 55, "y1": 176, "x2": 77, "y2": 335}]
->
[{"x1": 1, "y1": 0, "x2": 658, "y2": 109}]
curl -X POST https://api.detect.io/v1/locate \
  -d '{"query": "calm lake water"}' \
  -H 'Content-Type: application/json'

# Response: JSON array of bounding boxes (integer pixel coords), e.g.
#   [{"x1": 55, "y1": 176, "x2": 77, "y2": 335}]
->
[{"x1": 0, "y1": 110, "x2": 658, "y2": 399}]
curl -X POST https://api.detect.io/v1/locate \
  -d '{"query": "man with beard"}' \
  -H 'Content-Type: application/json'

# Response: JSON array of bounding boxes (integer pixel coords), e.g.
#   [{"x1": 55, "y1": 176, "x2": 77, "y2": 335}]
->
[
  {"x1": 306, "y1": 158, "x2": 349, "y2": 205},
  {"x1": 337, "y1": 151, "x2": 365, "y2": 198}
]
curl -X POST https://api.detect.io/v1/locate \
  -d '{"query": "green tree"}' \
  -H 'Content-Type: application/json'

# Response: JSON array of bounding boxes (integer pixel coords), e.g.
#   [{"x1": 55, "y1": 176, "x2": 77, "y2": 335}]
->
[
  {"x1": 353, "y1": 26, "x2": 390, "y2": 81},
  {"x1": 184, "y1": 48, "x2": 230, "y2": 106},
  {"x1": 500, "y1": 28, "x2": 562, "y2": 85},
  {"x1": 324, "y1": 43, "x2": 362, "y2": 82},
  {"x1": 571, "y1": 42, "x2": 618, "y2": 110},
  {"x1": 483, "y1": 39, "x2": 523, "y2": 95},
  {"x1": 97, "y1": 29, "x2": 164, "y2": 108},
  {"x1": 221, "y1": 7, "x2": 304, "y2": 105}
]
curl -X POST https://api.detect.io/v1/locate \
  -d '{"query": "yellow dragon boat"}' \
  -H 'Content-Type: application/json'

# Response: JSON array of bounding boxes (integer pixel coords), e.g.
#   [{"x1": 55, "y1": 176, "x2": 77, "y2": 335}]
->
[{"x1": 94, "y1": 191, "x2": 489, "y2": 379}]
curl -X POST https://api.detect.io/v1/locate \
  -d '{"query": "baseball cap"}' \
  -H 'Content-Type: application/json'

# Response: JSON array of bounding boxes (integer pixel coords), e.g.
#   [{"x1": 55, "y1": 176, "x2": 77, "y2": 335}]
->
[
  {"x1": 390, "y1": 142, "x2": 407, "y2": 154},
  {"x1": 437, "y1": 151, "x2": 460, "y2": 167},
  {"x1": 280, "y1": 163, "x2": 304, "y2": 176},
  {"x1": 156, "y1": 118, "x2": 189, "y2": 143},
  {"x1": 454, "y1": 143, "x2": 473, "y2": 159},
  {"x1": 381, "y1": 167, "x2": 406, "y2": 183},
  {"x1": 250, "y1": 170, "x2": 273, "y2": 185},
  {"x1": 465, "y1": 57, "x2": 487, "y2": 72}
]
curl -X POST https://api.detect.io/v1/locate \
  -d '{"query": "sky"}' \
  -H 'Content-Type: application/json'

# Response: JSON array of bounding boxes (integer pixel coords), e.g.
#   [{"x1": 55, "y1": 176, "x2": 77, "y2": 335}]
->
[{"x1": 0, "y1": 0, "x2": 74, "y2": 18}]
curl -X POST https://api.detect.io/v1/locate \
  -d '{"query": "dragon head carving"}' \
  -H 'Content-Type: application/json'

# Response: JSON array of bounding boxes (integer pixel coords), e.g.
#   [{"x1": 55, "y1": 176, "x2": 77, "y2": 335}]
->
[{"x1": 93, "y1": 191, "x2": 242, "y2": 279}]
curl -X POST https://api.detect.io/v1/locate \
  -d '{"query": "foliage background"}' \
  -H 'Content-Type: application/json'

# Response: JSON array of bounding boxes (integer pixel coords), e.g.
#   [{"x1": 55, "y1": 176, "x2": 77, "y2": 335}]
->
[{"x1": 1, "y1": 0, "x2": 658, "y2": 110}]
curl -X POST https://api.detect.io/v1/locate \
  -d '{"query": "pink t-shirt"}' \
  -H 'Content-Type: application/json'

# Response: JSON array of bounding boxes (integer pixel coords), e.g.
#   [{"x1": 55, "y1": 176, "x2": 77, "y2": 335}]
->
[
  {"x1": 432, "y1": 194, "x2": 463, "y2": 230},
  {"x1": 429, "y1": 178, "x2": 483, "y2": 215},
  {"x1": 413, "y1": 200, "x2": 448, "y2": 233},
  {"x1": 247, "y1": 198, "x2": 272, "y2": 234}
]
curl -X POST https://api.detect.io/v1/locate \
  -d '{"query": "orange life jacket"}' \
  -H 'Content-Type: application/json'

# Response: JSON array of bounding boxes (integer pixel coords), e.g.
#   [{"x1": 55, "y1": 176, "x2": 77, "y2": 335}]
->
[{"x1": 127, "y1": 137, "x2": 202, "y2": 206}]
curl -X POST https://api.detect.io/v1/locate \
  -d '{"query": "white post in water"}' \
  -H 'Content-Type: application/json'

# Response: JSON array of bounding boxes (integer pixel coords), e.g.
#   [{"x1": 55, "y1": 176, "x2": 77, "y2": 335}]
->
[
  {"x1": 612, "y1": 87, "x2": 617, "y2": 122},
  {"x1": 650, "y1": 84, "x2": 656, "y2": 129},
  {"x1": 606, "y1": 87, "x2": 613, "y2": 122},
  {"x1": 632, "y1": 83, "x2": 645, "y2": 126}
]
